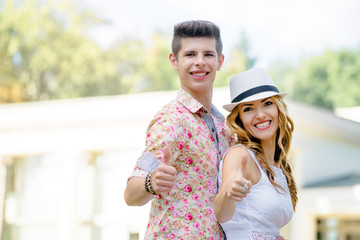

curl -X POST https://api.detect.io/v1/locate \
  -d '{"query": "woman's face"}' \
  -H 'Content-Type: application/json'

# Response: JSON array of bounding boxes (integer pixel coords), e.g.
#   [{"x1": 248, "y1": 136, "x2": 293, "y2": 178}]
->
[{"x1": 238, "y1": 97, "x2": 279, "y2": 143}]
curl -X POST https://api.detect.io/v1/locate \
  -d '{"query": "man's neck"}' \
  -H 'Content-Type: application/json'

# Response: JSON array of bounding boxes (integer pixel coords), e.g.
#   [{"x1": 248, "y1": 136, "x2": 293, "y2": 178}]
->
[
  {"x1": 184, "y1": 88, "x2": 213, "y2": 112},
  {"x1": 198, "y1": 96, "x2": 212, "y2": 113}
]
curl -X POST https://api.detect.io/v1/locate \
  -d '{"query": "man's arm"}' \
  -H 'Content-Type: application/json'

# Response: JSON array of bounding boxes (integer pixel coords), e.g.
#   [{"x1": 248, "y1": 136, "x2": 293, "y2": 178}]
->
[
  {"x1": 124, "y1": 176, "x2": 154, "y2": 206},
  {"x1": 124, "y1": 147, "x2": 177, "y2": 206}
]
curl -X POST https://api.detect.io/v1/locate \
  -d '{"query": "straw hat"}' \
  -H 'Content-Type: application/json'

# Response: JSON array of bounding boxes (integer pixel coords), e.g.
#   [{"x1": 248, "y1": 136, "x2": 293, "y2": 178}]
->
[{"x1": 223, "y1": 68, "x2": 287, "y2": 112}]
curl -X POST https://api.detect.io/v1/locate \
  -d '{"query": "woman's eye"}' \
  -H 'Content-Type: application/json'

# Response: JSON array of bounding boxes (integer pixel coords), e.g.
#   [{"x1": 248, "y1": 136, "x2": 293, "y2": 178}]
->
[
  {"x1": 264, "y1": 101, "x2": 273, "y2": 106},
  {"x1": 243, "y1": 107, "x2": 252, "y2": 112}
]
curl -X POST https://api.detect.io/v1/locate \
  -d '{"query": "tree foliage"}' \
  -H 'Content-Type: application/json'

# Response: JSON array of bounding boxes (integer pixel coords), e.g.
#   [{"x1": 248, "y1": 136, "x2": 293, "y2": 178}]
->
[
  {"x1": 1, "y1": 0, "x2": 360, "y2": 110},
  {"x1": 140, "y1": 31, "x2": 179, "y2": 92},
  {"x1": 291, "y1": 48, "x2": 360, "y2": 109},
  {"x1": 0, "y1": 0, "x2": 114, "y2": 102},
  {"x1": 215, "y1": 32, "x2": 254, "y2": 88},
  {"x1": 0, "y1": 0, "x2": 254, "y2": 103}
]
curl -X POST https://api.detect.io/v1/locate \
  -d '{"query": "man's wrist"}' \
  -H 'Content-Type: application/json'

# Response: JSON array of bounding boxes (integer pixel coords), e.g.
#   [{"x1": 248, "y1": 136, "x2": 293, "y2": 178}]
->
[{"x1": 145, "y1": 171, "x2": 156, "y2": 195}]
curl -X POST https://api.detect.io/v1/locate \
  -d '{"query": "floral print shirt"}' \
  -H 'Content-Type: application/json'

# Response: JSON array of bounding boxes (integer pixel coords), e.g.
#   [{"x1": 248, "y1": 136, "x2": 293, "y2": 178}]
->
[{"x1": 130, "y1": 89, "x2": 233, "y2": 239}]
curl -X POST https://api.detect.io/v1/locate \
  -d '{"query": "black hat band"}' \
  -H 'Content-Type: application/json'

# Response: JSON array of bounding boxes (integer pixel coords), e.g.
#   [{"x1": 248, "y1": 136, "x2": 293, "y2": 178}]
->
[{"x1": 231, "y1": 85, "x2": 279, "y2": 103}]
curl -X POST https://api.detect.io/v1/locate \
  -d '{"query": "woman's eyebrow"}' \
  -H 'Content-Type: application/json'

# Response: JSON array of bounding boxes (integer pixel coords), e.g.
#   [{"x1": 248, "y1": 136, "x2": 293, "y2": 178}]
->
[
  {"x1": 240, "y1": 103, "x2": 253, "y2": 109},
  {"x1": 261, "y1": 97, "x2": 271, "y2": 103}
]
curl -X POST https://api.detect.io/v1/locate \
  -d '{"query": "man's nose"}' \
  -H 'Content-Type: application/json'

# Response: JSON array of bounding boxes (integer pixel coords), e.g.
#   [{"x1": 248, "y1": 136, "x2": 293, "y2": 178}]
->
[{"x1": 195, "y1": 56, "x2": 205, "y2": 66}]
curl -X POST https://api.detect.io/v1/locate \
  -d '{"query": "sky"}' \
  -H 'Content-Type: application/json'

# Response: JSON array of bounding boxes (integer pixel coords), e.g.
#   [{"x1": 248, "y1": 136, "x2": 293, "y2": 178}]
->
[{"x1": 74, "y1": 0, "x2": 360, "y2": 67}]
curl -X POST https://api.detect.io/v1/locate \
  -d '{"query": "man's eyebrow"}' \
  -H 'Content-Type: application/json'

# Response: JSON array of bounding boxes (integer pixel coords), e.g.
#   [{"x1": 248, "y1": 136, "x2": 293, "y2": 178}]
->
[
  {"x1": 183, "y1": 50, "x2": 195, "y2": 54},
  {"x1": 182, "y1": 50, "x2": 216, "y2": 54}
]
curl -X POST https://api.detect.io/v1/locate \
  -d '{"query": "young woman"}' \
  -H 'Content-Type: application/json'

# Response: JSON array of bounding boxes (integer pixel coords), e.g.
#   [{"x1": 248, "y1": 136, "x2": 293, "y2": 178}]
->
[{"x1": 215, "y1": 68, "x2": 298, "y2": 240}]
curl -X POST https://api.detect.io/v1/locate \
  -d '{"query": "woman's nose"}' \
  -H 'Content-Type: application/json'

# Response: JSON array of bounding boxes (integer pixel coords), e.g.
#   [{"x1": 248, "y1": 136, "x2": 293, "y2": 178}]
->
[{"x1": 255, "y1": 109, "x2": 265, "y2": 119}]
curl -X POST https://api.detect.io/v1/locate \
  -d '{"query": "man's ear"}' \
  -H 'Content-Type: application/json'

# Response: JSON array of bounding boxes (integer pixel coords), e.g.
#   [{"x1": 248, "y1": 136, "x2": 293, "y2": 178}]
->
[
  {"x1": 169, "y1": 53, "x2": 178, "y2": 70},
  {"x1": 217, "y1": 54, "x2": 225, "y2": 71}
]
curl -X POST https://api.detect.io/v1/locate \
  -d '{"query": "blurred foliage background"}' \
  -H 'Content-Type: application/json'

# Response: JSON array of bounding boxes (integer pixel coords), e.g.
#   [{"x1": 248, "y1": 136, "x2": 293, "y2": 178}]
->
[{"x1": 1, "y1": 0, "x2": 360, "y2": 110}]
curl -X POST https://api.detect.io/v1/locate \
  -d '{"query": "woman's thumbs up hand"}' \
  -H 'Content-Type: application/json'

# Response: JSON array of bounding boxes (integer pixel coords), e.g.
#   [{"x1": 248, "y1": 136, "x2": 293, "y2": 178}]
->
[{"x1": 227, "y1": 155, "x2": 252, "y2": 201}]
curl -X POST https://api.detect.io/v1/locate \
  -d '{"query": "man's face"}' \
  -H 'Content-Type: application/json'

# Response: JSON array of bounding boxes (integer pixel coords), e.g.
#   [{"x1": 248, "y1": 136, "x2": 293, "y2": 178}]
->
[{"x1": 169, "y1": 37, "x2": 224, "y2": 98}]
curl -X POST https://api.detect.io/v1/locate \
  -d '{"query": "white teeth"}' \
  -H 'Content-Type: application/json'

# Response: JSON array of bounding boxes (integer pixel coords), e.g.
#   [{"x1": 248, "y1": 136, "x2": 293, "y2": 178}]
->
[
  {"x1": 192, "y1": 73, "x2": 206, "y2": 77},
  {"x1": 256, "y1": 121, "x2": 270, "y2": 128}
]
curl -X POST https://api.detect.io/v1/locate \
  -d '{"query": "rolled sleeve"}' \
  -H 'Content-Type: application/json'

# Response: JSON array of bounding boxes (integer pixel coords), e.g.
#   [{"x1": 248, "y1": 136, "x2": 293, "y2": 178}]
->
[{"x1": 128, "y1": 111, "x2": 182, "y2": 179}]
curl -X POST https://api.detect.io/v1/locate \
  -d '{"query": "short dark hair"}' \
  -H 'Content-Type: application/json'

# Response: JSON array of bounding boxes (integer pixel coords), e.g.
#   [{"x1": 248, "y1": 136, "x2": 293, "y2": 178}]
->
[{"x1": 171, "y1": 20, "x2": 223, "y2": 59}]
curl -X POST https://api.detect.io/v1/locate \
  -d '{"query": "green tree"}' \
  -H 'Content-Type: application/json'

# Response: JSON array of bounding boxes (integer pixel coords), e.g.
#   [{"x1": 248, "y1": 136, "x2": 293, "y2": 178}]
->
[
  {"x1": 267, "y1": 61, "x2": 296, "y2": 98},
  {"x1": 215, "y1": 32, "x2": 255, "y2": 87},
  {"x1": 106, "y1": 38, "x2": 147, "y2": 94},
  {"x1": 292, "y1": 47, "x2": 360, "y2": 109},
  {"x1": 0, "y1": 0, "x2": 116, "y2": 102},
  {"x1": 140, "y1": 31, "x2": 179, "y2": 92},
  {"x1": 0, "y1": 0, "x2": 258, "y2": 102}
]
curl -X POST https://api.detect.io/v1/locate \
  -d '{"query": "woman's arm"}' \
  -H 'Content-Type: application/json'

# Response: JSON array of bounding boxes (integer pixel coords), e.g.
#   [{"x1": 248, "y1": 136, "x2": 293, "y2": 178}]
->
[{"x1": 214, "y1": 147, "x2": 253, "y2": 223}]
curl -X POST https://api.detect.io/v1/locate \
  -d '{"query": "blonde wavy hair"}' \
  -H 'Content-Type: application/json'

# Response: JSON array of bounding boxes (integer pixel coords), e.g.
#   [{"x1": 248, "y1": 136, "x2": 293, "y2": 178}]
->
[{"x1": 226, "y1": 95, "x2": 298, "y2": 210}]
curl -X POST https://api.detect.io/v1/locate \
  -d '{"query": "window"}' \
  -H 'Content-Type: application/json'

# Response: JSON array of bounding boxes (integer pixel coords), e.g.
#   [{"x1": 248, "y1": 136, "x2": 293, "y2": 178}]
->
[
  {"x1": 317, "y1": 217, "x2": 360, "y2": 240},
  {"x1": 1, "y1": 154, "x2": 61, "y2": 240},
  {"x1": 76, "y1": 150, "x2": 148, "y2": 240},
  {"x1": 129, "y1": 232, "x2": 139, "y2": 240},
  {"x1": 1, "y1": 149, "x2": 148, "y2": 240}
]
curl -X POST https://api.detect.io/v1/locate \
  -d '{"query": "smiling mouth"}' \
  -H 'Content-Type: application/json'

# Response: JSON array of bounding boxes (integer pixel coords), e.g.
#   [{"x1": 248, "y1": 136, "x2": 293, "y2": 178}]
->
[
  {"x1": 255, "y1": 121, "x2": 271, "y2": 128},
  {"x1": 191, "y1": 72, "x2": 208, "y2": 77}
]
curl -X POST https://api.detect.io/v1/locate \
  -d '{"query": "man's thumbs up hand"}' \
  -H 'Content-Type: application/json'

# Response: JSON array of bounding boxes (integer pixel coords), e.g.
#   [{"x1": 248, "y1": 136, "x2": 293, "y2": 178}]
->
[
  {"x1": 151, "y1": 146, "x2": 177, "y2": 194},
  {"x1": 162, "y1": 145, "x2": 172, "y2": 166}
]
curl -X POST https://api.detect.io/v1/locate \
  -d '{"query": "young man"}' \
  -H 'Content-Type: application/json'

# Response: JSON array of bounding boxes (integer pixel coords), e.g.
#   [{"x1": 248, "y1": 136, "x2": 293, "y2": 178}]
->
[{"x1": 124, "y1": 20, "x2": 232, "y2": 239}]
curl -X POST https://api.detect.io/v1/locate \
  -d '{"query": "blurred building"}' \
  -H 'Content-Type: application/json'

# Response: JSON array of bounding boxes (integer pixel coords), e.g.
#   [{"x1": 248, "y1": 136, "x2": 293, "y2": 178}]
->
[{"x1": 0, "y1": 88, "x2": 359, "y2": 240}]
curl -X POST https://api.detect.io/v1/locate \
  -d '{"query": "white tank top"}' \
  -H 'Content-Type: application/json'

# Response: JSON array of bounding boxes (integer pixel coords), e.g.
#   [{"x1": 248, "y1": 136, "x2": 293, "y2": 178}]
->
[{"x1": 218, "y1": 144, "x2": 293, "y2": 240}]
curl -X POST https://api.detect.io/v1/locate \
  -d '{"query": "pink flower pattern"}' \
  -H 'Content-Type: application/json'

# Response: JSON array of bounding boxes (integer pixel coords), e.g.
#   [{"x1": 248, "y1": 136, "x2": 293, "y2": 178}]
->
[{"x1": 131, "y1": 89, "x2": 233, "y2": 239}]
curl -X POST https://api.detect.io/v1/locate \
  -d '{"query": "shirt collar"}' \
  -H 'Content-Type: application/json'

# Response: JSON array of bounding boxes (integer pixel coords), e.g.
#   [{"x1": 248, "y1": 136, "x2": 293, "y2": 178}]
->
[
  {"x1": 210, "y1": 104, "x2": 225, "y2": 123},
  {"x1": 177, "y1": 88, "x2": 225, "y2": 123}
]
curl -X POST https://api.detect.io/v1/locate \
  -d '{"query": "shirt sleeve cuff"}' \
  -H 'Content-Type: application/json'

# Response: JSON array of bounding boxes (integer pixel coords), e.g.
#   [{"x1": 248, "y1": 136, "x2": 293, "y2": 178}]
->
[{"x1": 127, "y1": 151, "x2": 160, "y2": 181}]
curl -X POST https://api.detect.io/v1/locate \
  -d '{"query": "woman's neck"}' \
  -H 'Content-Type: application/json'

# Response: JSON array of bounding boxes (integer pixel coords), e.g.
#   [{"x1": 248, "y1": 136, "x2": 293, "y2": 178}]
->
[{"x1": 261, "y1": 139, "x2": 276, "y2": 166}]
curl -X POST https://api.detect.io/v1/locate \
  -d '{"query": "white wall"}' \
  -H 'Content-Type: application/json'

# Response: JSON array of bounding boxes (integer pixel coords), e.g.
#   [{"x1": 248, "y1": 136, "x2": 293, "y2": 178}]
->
[
  {"x1": 1, "y1": 89, "x2": 360, "y2": 240},
  {"x1": 294, "y1": 132, "x2": 360, "y2": 186}
]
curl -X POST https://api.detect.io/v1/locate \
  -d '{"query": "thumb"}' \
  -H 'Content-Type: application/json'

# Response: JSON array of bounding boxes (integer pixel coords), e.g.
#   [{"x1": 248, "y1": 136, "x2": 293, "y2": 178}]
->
[
  {"x1": 162, "y1": 146, "x2": 171, "y2": 165},
  {"x1": 237, "y1": 155, "x2": 247, "y2": 178}
]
